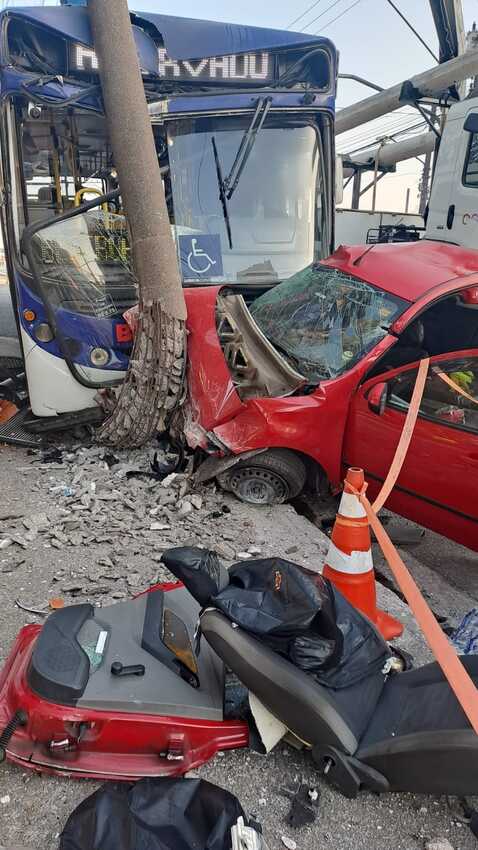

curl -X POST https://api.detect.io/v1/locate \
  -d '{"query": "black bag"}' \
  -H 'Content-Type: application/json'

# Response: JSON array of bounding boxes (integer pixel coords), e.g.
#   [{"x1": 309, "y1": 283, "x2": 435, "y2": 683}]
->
[
  {"x1": 60, "y1": 778, "x2": 249, "y2": 850},
  {"x1": 161, "y1": 548, "x2": 390, "y2": 687},
  {"x1": 315, "y1": 587, "x2": 391, "y2": 689},
  {"x1": 161, "y1": 547, "x2": 229, "y2": 606}
]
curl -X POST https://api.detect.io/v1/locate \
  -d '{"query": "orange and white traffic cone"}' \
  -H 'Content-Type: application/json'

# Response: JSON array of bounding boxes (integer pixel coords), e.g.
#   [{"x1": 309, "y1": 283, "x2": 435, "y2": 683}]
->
[{"x1": 323, "y1": 467, "x2": 403, "y2": 641}]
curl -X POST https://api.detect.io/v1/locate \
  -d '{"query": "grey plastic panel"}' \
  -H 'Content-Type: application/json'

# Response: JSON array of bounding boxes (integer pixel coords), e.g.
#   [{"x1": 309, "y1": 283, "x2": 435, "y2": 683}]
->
[
  {"x1": 201, "y1": 609, "x2": 358, "y2": 755},
  {"x1": 77, "y1": 588, "x2": 224, "y2": 720}
]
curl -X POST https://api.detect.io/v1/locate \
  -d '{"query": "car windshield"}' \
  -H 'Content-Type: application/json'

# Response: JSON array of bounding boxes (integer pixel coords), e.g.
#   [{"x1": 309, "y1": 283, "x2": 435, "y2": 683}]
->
[
  {"x1": 165, "y1": 114, "x2": 325, "y2": 286},
  {"x1": 250, "y1": 264, "x2": 409, "y2": 381}
]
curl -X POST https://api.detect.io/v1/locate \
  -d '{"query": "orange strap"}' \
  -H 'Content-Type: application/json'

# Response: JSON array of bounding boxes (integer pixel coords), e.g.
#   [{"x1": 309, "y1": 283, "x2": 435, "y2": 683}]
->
[
  {"x1": 433, "y1": 366, "x2": 478, "y2": 406},
  {"x1": 372, "y1": 358, "x2": 430, "y2": 513},
  {"x1": 356, "y1": 485, "x2": 478, "y2": 735}
]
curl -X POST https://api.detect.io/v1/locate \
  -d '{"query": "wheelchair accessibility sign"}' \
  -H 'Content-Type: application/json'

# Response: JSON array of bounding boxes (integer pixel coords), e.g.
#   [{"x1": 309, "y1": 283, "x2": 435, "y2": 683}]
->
[{"x1": 179, "y1": 234, "x2": 223, "y2": 281}]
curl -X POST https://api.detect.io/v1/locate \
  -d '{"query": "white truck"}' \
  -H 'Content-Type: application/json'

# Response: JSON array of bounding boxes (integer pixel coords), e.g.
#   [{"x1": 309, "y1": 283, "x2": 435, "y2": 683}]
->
[{"x1": 425, "y1": 94, "x2": 478, "y2": 247}]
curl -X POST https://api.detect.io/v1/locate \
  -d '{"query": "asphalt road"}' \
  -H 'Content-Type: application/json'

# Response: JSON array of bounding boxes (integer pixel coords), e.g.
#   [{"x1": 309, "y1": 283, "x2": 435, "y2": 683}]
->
[{"x1": 0, "y1": 284, "x2": 16, "y2": 338}]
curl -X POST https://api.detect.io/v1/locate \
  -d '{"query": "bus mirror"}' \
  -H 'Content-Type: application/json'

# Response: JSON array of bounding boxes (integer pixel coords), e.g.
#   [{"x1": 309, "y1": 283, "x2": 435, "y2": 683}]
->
[
  {"x1": 464, "y1": 113, "x2": 478, "y2": 133},
  {"x1": 335, "y1": 155, "x2": 344, "y2": 205},
  {"x1": 367, "y1": 382, "x2": 388, "y2": 415}
]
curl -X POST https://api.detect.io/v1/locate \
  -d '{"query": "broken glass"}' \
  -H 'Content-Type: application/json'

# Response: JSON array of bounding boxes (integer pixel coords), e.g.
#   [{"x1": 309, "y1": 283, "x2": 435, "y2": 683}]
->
[{"x1": 250, "y1": 264, "x2": 409, "y2": 382}]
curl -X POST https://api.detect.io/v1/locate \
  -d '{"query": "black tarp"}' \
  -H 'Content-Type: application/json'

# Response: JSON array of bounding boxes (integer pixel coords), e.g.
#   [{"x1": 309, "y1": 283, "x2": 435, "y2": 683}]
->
[
  {"x1": 161, "y1": 548, "x2": 390, "y2": 688},
  {"x1": 60, "y1": 778, "x2": 249, "y2": 850}
]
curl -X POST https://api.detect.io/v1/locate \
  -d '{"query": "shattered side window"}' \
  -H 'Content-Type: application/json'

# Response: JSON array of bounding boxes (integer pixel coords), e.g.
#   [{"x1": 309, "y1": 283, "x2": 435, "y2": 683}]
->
[
  {"x1": 250, "y1": 264, "x2": 409, "y2": 382},
  {"x1": 28, "y1": 206, "x2": 137, "y2": 316}
]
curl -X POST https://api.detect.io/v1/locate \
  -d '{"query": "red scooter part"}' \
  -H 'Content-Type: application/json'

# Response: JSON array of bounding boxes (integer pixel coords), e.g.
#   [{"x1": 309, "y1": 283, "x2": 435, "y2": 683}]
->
[{"x1": 0, "y1": 585, "x2": 249, "y2": 781}]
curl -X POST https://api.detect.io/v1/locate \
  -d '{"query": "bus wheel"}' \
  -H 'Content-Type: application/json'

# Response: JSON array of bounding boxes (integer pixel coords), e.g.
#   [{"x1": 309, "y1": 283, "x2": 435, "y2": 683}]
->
[{"x1": 217, "y1": 449, "x2": 306, "y2": 506}]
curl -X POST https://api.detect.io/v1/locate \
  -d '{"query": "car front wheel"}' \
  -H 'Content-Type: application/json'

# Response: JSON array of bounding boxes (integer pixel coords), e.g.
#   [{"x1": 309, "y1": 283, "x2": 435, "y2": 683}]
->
[{"x1": 217, "y1": 449, "x2": 307, "y2": 506}]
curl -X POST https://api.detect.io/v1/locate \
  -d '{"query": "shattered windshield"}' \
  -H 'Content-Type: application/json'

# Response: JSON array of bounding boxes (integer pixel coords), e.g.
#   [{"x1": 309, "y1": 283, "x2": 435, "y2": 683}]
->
[{"x1": 250, "y1": 264, "x2": 409, "y2": 382}]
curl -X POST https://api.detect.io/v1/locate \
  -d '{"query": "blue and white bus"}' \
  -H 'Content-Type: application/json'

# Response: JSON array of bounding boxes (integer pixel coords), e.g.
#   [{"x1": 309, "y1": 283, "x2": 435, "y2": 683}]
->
[{"x1": 0, "y1": 6, "x2": 337, "y2": 431}]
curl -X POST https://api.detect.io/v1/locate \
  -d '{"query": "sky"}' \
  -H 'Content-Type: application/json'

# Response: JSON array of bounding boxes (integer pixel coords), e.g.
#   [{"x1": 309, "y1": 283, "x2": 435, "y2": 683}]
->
[{"x1": 32, "y1": 0, "x2": 478, "y2": 214}]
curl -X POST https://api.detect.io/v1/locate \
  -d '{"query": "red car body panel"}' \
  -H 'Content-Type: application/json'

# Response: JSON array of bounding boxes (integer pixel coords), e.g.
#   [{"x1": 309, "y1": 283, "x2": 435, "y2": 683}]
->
[
  {"x1": 0, "y1": 587, "x2": 249, "y2": 781},
  {"x1": 213, "y1": 338, "x2": 393, "y2": 488},
  {"x1": 342, "y1": 351, "x2": 478, "y2": 552},
  {"x1": 324, "y1": 241, "x2": 478, "y2": 301},
  {"x1": 184, "y1": 242, "x2": 478, "y2": 550},
  {"x1": 184, "y1": 287, "x2": 243, "y2": 435}
]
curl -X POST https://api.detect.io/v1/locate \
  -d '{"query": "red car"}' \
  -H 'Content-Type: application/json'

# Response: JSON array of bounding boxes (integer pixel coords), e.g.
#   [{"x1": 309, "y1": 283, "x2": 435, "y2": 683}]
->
[{"x1": 183, "y1": 240, "x2": 478, "y2": 552}]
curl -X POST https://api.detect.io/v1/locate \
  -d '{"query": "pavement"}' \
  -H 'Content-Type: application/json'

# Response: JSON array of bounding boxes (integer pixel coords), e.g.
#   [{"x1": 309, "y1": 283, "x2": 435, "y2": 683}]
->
[{"x1": 0, "y1": 442, "x2": 477, "y2": 849}]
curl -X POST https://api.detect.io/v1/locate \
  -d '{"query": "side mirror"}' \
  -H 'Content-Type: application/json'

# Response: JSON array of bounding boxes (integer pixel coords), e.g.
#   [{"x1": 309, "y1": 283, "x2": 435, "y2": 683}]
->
[
  {"x1": 367, "y1": 382, "x2": 388, "y2": 415},
  {"x1": 335, "y1": 154, "x2": 344, "y2": 205}
]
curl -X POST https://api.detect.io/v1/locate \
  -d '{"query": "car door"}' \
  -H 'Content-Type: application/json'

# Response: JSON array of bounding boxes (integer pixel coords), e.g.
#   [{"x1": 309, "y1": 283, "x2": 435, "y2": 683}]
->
[{"x1": 342, "y1": 352, "x2": 478, "y2": 552}]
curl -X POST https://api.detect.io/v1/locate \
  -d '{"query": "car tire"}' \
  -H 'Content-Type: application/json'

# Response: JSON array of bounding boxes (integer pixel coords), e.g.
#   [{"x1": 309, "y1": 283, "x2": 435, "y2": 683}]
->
[{"x1": 217, "y1": 449, "x2": 307, "y2": 506}]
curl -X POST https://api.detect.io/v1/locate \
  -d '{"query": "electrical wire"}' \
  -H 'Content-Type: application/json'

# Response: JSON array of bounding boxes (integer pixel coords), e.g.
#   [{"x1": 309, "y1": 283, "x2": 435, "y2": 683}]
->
[
  {"x1": 297, "y1": 0, "x2": 345, "y2": 32},
  {"x1": 340, "y1": 119, "x2": 428, "y2": 149},
  {"x1": 384, "y1": 0, "x2": 439, "y2": 63},
  {"x1": 336, "y1": 115, "x2": 427, "y2": 151},
  {"x1": 318, "y1": 0, "x2": 364, "y2": 32},
  {"x1": 286, "y1": 0, "x2": 324, "y2": 30},
  {"x1": 341, "y1": 121, "x2": 428, "y2": 156}
]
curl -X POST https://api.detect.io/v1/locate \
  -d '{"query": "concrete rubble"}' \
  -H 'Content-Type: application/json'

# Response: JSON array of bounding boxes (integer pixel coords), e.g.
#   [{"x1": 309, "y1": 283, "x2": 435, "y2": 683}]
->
[{"x1": 0, "y1": 441, "x2": 329, "y2": 610}]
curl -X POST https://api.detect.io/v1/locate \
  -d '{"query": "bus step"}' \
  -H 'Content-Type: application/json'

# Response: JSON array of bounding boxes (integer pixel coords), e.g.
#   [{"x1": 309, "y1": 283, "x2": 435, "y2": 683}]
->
[{"x1": 0, "y1": 408, "x2": 43, "y2": 448}]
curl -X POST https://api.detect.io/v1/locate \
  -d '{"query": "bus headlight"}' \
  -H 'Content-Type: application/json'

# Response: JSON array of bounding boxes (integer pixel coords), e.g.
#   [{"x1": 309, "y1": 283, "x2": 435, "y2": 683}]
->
[
  {"x1": 90, "y1": 347, "x2": 110, "y2": 367},
  {"x1": 34, "y1": 322, "x2": 54, "y2": 343}
]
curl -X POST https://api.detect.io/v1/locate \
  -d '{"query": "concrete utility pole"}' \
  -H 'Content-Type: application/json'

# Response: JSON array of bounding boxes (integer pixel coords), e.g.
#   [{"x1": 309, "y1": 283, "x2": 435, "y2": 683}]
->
[
  {"x1": 344, "y1": 131, "x2": 436, "y2": 174},
  {"x1": 88, "y1": 0, "x2": 187, "y2": 448},
  {"x1": 336, "y1": 49, "x2": 478, "y2": 135}
]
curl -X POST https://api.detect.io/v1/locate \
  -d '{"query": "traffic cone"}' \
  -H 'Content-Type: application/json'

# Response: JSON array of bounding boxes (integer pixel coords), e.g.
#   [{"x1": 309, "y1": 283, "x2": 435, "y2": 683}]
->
[{"x1": 323, "y1": 467, "x2": 403, "y2": 641}]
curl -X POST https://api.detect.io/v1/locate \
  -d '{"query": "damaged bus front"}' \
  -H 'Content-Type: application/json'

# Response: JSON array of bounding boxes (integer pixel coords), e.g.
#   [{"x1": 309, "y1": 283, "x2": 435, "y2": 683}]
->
[{"x1": 0, "y1": 6, "x2": 337, "y2": 439}]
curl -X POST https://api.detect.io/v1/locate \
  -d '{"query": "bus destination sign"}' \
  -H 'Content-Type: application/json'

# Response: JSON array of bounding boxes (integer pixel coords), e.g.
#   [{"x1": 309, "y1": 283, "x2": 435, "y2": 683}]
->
[{"x1": 71, "y1": 43, "x2": 274, "y2": 84}]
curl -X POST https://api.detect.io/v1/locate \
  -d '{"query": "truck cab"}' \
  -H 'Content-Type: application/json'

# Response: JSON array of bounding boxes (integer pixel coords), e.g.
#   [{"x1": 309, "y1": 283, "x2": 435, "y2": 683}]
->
[{"x1": 426, "y1": 94, "x2": 478, "y2": 248}]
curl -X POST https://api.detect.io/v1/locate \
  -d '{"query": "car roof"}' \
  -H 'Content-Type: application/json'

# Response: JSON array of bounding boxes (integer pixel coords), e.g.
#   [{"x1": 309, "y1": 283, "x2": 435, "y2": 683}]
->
[{"x1": 322, "y1": 240, "x2": 478, "y2": 302}]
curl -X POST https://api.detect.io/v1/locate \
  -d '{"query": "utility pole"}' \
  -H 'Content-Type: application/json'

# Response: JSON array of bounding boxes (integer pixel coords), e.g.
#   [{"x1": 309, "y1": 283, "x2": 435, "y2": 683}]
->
[
  {"x1": 336, "y1": 49, "x2": 478, "y2": 135},
  {"x1": 88, "y1": 0, "x2": 187, "y2": 448}
]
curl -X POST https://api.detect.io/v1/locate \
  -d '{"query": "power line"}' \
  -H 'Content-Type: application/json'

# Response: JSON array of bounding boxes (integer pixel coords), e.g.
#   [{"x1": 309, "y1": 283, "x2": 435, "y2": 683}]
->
[
  {"x1": 298, "y1": 0, "x2": 345, "y2": 32},
  {"x1": 384, "y1": 0, "x2": 439, "y2": 63},
  {"x1": 336, "y1": 114, "x2": 427, "y2": 150},
  {"x1": 286, "y1": 0, "x2": 323, "y2": 30},
  {"x1": 342, "y1": 122, "x2": 428, "y2": 156},
  {"x1": 319, "y1": 0, "x2": 364, "y2": 33}
]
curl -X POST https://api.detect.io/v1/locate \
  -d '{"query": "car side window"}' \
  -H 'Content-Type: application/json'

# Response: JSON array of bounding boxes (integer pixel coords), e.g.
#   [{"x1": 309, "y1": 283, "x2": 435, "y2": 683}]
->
[
  {"x1": 387, "y1": 357, "x2": 478, "y2": 434},
  {"x1": 463, "y1": 132, "x2": 478, "y2": 187}
]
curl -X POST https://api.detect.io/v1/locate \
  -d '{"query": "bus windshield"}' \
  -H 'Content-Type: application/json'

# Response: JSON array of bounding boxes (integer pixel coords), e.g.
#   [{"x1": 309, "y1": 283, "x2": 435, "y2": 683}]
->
[
  {"x1": 164, "y1": 114, "x2": 326, "y2": 286},
  {"x1": 18, "y1": 107, "x2": 328, "y2": 304}
]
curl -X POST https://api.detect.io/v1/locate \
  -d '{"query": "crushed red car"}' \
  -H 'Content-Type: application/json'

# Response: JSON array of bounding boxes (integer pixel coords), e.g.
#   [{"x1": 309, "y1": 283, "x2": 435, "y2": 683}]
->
[{"x1": 183, "y1": 240, "x2": 478, "y2": 552}]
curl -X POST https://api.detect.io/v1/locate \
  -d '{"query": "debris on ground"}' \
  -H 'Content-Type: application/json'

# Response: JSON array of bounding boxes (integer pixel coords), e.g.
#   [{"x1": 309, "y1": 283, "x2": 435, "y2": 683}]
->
[
  {"x1": 281, "y1": 781, "x2": 321, "y2": 829},
  {"x1": 281, "y1": 836, "x2": 297, "y2": 850},
  {"x1": 451, "y1": 609, "x2": 478, "y2": 654},
  {"x1": 425, "y1": 839, "x2": 455, "y2": 850},
  {"x1": 14, "y1": 599, "x2": 48, "y2": 616},
  {"x1": 0, "y1": 440, "x2": 329, "y2": 611}
]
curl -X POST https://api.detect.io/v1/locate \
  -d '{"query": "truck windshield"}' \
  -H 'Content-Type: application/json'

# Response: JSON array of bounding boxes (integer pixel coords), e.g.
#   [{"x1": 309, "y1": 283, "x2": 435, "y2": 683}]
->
[
  {"x1": 164, "y1": 114, "x2": 325, "y2": 286},
  {"x1": 250, "y1": 264, "x2": 409, "y2": 381}
]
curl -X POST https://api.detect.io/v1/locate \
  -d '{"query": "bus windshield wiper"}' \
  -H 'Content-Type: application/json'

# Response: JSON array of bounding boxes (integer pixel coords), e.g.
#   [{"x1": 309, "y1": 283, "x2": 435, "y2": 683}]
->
[
  {"x1": 211, "y1": 136, "x2": 233, "y2": 249},
  {"x1": 222, "y1": 96, "x2": 272, "y2": 200}
]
